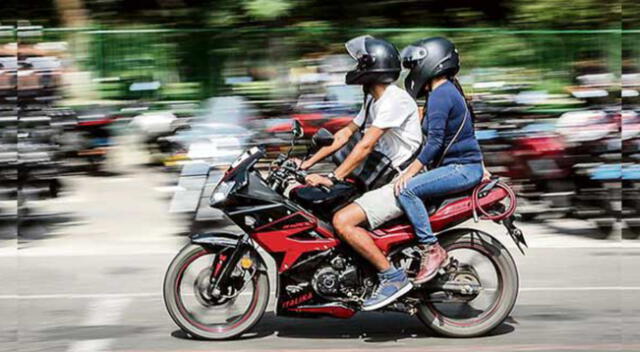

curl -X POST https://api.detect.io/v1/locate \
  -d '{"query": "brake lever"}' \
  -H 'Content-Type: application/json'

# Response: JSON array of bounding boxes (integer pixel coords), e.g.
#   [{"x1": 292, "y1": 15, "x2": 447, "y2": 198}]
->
[{"x1": 294, "y1": 169, "x2": 308, "y2": 184}]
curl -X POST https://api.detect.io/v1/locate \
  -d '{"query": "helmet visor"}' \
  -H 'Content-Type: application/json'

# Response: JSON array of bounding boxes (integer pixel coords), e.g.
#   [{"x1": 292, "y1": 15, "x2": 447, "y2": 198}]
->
[
  {"x1": 345, "y1": 35, "x2": 373, "y2": 61},
  {"x1": 400, "y1": 45, "x2": 428, "y2": 69}
]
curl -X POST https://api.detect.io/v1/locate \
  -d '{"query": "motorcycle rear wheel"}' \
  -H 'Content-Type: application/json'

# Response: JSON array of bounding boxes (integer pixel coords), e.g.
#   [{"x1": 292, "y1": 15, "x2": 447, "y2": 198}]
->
[
  {"x1": 163, "y1": 244, "x2": 269, "y2": 340},
  {"x1": 416, "y1": 228, "x2": 519, "y2": 337}
]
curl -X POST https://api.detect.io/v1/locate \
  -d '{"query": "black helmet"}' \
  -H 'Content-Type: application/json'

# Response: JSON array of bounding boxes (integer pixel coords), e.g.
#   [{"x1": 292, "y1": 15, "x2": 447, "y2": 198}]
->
[
  {"x1": 401, "y1": 37, "x2": 460, "y2": 99},
  {"x1": 345, "y1": 35, "x2": 401, "y2": 85}
]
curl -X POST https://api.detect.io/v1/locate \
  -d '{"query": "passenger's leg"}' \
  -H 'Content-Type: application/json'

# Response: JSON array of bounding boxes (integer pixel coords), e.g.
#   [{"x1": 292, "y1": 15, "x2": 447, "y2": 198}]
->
[
  {"x1": 399, "y1": 164, "x2": 482, "y2": 243},
  {"x1": 398, "y1": 163, "x2": 483, "y2": 283}
]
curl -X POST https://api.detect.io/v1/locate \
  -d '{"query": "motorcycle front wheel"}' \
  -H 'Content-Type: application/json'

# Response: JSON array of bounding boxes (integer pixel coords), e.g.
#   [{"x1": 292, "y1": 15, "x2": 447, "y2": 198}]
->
[
  {"x1": 163, "y1": 244, "x2": 269, "y2": 340},
  {"x1": 416, "y1": 228, "x2": 519, "y2": 337}
]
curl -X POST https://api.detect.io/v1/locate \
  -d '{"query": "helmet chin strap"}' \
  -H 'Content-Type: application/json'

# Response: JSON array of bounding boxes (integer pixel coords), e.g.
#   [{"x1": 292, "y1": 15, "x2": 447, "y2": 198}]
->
[{"x1": 362, "y1": 84, "x2": 372, "y2": 95}]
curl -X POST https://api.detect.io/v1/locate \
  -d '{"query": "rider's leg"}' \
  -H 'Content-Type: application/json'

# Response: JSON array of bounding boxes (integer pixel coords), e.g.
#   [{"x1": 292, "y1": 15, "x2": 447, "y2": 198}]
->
[
  {"x1": 333, "y1": 195, "x2": 412, "y2": 311},
  {"x1": 397, "y1": 163, "x2": 483, "y2": 283},
  {"x1": 333, "y1": 203, "x2": 391, "y2": 271}
]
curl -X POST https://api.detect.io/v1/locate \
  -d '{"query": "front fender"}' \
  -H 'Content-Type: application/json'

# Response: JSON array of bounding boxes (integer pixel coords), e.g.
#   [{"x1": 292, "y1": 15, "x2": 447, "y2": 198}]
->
[
  {"x1": 190, "y1": 231, "x2": 242, "y2": 248},
  {"x1": 436, "y1": 227, "x2": 522, "y2": 256}
]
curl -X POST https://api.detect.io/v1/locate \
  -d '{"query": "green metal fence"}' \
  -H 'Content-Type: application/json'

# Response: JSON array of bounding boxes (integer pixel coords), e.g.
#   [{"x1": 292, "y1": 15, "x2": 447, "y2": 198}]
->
[{"x1": 41, "y1": 27, "x2": 633, "y2": 101}]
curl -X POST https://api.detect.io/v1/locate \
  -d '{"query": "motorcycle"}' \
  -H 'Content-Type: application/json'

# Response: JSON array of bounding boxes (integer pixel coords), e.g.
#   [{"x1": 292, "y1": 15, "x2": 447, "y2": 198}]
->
[{"x1": 163, "y1": 121, "x2": 527, "y2": 340}]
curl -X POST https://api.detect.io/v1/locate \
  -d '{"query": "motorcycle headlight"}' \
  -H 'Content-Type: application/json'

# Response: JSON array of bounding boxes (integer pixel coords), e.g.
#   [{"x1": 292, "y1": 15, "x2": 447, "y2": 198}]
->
[{"x1": 210, "y1": 180, "x2": 236, "y2": 206}]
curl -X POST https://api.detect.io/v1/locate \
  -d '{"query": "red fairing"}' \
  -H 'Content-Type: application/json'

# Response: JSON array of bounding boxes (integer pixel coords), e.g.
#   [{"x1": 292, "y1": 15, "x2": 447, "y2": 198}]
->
[
  {"x1": 430, "y1": 187, "x2": 508, "y2": 232},
  {"x1": 290, "y1": 305, "x2": 356, "y2": 319},
  {"x1": 252, "y1": 187, "x2": 509, "y2": 272},
  {"x1": 252, "y1": 212, "x2": 339, "y2": 273},
  {"x1": 371, "y1": 225, "x2": 415, "y2": 254}
]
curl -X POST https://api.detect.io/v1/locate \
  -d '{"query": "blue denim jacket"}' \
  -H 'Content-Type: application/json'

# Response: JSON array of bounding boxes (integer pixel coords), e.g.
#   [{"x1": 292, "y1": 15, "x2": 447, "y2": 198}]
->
[{"x1": 417, "y1": 80, "x2": 483, "y2": 167}]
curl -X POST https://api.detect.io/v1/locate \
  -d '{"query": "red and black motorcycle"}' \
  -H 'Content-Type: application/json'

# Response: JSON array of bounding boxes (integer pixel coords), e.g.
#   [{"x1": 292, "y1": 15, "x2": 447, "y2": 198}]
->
[{"x1": 163, "y1": 122, "x2": 526, "y2": 340}]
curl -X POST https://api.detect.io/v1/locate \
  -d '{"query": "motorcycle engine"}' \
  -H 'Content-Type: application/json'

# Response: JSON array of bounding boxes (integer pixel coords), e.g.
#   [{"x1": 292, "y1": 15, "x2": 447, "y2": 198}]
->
[{"x1": 311, "y1": 256, "x2": 360, "y2": 299}]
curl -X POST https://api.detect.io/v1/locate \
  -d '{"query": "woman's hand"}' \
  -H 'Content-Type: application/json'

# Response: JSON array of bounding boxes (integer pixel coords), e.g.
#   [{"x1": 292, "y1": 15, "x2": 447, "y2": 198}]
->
[
  {"x1": 305, "y1": 174, "x2": 334, "y2": 187},
  {"x1": 482, "y1": 166, "x2": 492, "y2": 181},
  {"x1": 394, "y1": 172, "x2": 414, "y2": 196},
  {"x1": 394, "y1": 160, "x2": 423, "y2": 195}
]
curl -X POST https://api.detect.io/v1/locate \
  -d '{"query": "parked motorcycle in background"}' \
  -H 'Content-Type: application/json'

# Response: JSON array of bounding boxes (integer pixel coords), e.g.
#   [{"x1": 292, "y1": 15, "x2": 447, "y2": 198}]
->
[{"x1": 479, "y1": 122, "x2": 573, "y2": 220}]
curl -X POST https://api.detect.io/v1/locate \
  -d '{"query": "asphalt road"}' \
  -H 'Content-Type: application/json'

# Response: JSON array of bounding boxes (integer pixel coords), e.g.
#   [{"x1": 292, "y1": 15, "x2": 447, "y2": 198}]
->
[{"x1": 1, "y1": 145, "x2": 638, "y2": 352}]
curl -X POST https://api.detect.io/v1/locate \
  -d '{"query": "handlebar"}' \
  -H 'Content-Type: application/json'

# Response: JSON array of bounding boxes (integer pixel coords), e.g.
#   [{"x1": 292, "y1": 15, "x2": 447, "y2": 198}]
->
[
  {"x1": 268, "y1": 155, "x2": 332, "y2": 193},
  {"x1": 281, "y1": 164, "x2": 307, "y2": 183}
]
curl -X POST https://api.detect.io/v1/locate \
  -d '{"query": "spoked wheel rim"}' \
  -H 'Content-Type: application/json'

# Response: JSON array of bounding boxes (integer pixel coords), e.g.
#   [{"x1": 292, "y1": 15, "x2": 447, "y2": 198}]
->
[
  {"x1": 424, "y1": 242, "x2": 505, "y2": 327},
  {"x1": 173, "y1": 248, "x2": 262, "y2": 335}
]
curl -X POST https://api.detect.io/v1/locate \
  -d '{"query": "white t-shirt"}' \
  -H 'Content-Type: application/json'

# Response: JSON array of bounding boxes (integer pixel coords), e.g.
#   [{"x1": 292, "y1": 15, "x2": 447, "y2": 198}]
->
[{"x1": 353, "y1": 85, "x2": 422, "y2": 168}]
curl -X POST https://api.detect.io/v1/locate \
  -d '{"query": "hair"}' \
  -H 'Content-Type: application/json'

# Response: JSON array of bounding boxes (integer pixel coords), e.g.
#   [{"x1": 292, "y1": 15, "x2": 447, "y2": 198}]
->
[{"x1": 450, "y1": 76, "x2": 476, "y2": 125}]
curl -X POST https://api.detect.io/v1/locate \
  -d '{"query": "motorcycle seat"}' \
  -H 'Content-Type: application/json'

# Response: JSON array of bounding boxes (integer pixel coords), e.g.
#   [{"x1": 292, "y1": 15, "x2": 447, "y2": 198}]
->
[
  {"x1": 376, "y1": 188, "x2": 476, "y2": 231},
  {"x1": 290, "y1": 181, "x2": 361, "y2": 219},
  {"x1": 425, "y1": 188, "x2": 475, "y2": 215}
]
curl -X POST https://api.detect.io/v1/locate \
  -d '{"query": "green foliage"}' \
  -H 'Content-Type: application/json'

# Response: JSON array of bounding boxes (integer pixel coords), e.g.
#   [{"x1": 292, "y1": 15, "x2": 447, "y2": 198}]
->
[
  {"x1": 32, "y1": 0, "x2": 631, "y2": 101},
  {"x1": 244, "y1": 0, "x2": 293, "y2": 20},
  {"x1": 512, "y1": 0, "x2": 620, "y2": 29}
]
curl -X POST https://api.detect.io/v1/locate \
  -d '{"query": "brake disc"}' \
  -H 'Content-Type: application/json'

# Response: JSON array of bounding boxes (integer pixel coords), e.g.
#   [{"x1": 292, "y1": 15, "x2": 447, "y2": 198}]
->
[{"x1": 193, "y1": 268, "x2": 232, "y2": 306}]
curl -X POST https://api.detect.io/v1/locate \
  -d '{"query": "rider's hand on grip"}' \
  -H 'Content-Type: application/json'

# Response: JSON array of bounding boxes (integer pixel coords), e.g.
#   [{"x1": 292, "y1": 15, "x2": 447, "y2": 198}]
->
[{"x1": 305, "y1": 174, "x2": 334, "y2": 188}]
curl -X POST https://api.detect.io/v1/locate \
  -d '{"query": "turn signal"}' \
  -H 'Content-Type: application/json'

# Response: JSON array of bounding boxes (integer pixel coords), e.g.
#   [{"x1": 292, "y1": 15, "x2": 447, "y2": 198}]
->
[{"x1": 240, "y1": 257, "x2": 253, "y2": 269}]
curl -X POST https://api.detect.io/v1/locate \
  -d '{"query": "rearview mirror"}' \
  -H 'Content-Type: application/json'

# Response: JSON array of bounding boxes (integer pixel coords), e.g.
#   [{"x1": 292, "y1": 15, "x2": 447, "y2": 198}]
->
[
  {"x1": 291, "y1": 120, "x2": 304, "y2": 139},
  {"x1": 310, "y1": 128, "x2": 335, "y2": 152}
]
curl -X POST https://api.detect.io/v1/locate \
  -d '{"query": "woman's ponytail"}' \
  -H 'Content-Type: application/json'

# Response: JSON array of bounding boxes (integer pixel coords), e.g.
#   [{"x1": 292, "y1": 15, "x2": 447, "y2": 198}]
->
[{"x1": 450, "y1": 76, "x2": 476, "y2": 124}]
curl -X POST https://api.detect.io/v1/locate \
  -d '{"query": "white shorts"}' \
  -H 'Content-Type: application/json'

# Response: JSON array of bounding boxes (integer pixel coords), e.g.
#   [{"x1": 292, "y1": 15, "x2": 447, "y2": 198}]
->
[{"x1": 353, "y1": 182, "x2": 404, "y2": 229}]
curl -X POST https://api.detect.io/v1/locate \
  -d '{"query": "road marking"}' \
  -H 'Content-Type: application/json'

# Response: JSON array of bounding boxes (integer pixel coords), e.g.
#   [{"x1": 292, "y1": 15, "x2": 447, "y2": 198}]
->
[
  {"x1": 0, "y1": 248, "x2": 179, "y2": 257},
  {"x1": 154, "y1": 186, "x2": 182, "y2": 193},
  {"x1": 117, "y1": 344, "x2": 640, "y2": 352},
  {"x1": 2, "y1": 242, "x2": 639, "y2": 258},
  {"x1": 68, "y1": 339, "x2": 111, "y2": 352},
  {"x1": 2, "y1": 286, "x2": 640, "y2": 301},
  {"x1": 67, "y1": 297, "x2": 132, "y2": 352},
  {"x1": 0, "y1": 293, "x2": 161, "y2": 300},
  {"x1": 83, "y1": 297, "x2": 133, "y2": 325},
  {"x1": 521, "y1": 286, "x2": 640, "y2": 292}
]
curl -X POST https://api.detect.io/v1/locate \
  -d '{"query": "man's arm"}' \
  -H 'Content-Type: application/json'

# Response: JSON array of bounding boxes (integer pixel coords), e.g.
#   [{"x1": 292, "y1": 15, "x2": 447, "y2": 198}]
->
[
  {"x1": 301, "y1": 122, "x2": 359, "y2": 170},
  {"x1": 333, "y1": 126, "x2": 385, "y2": 180}
]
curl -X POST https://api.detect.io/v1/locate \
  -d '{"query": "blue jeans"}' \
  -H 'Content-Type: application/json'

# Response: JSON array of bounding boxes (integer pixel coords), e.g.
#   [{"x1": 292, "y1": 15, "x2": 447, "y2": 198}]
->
[{"x1": 397, "y1": 163, "x2": 483, "y2": 244}]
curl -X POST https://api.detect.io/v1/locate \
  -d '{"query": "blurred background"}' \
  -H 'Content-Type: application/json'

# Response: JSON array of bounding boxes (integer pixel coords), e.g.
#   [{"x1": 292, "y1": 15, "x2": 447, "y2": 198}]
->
[
  {"x1": 1, "y1": 0, "x2": 636, "y2": 237},
  {"x1": 1, "y1": 1, "x2": 639, "y2": 351}
]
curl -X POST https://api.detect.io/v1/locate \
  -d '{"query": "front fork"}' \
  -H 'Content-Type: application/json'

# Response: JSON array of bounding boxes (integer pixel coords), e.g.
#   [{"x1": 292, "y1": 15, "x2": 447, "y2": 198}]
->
[{"x1": 208, "y1": 236, "x2": 253, "y2": 297}]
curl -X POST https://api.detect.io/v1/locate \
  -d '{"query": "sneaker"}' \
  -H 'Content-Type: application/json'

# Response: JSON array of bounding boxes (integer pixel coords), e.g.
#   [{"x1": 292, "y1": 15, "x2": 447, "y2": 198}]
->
[
  {"x1": 413, "y1": 243, "x2": 448, "y2": 285},
  {"x1": 362, "y1": 270, "x2": 413, "y2": 311}
]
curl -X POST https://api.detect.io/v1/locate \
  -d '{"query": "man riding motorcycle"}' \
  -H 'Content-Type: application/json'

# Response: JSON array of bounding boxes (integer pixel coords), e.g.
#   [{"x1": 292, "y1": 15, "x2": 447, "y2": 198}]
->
[
  {"x1": 298, "y1": 35, "x2": 422, "y2": 311},
  {"x1": 163, "y1": 37, "x2": 525, "y2": 341}
]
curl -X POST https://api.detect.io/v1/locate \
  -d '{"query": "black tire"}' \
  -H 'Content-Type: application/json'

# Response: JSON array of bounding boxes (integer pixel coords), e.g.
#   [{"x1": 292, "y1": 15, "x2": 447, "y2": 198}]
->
[
  {"x1": 416, "y1": 228, "x2": 519, "y2": 337},
  {"x1": 163, "y1": 244, "x2": 269, "y2": 340}
]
